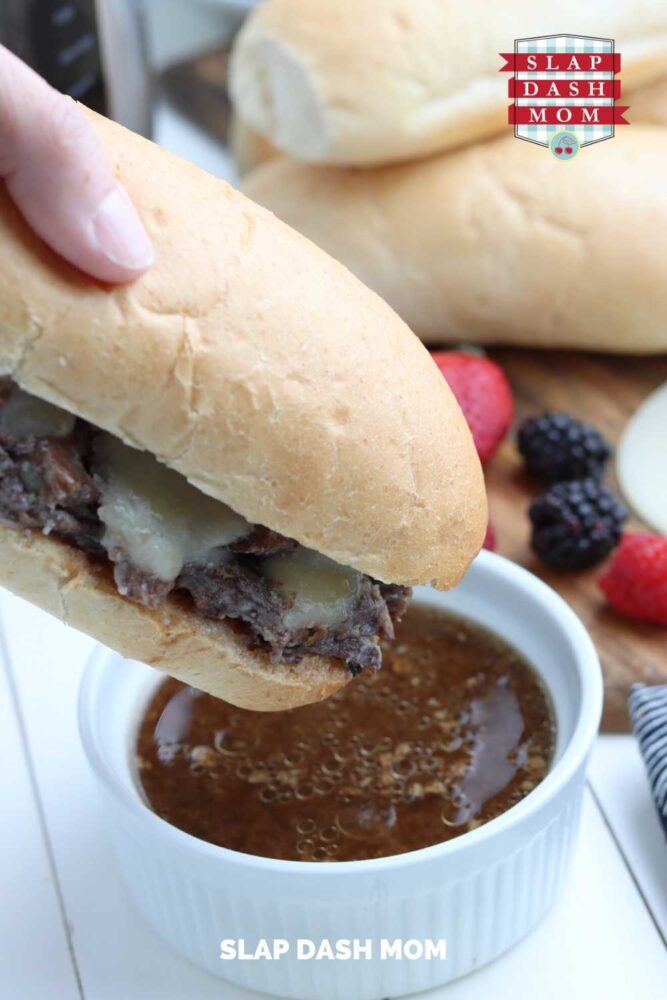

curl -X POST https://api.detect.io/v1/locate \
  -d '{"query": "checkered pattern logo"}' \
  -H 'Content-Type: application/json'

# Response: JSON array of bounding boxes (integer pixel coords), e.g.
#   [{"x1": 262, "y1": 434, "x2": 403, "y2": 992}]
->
[{"x1": 509, "y1": 35, "x2": 619, "y2": 149}]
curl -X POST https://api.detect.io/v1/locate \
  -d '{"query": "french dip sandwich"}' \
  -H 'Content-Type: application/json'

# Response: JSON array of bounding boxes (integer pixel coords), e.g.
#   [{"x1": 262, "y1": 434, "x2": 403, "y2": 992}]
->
[{"x1": 0, "y1": 110, "x2": 486, "y2": 711}]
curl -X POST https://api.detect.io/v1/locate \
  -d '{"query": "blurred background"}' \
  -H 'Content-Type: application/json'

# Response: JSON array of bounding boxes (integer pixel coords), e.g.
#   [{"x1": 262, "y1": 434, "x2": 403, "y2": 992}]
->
[{"x1": 0, "y1": 0, "x2": 255, "y2": 179}]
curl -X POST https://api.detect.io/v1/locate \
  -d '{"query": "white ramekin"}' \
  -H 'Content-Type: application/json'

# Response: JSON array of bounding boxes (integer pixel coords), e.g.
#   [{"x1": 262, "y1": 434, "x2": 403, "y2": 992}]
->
[{"x1": 78, "y1": 550, "x2": 602, "y2": 1000}]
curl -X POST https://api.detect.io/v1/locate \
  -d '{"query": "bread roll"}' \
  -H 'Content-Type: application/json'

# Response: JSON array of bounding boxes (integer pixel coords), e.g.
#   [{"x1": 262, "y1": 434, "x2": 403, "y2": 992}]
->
[
  {"x1": 244, "y1": 127, "x2": 667, "y2": 353},
  {"x1": 230, "y1": 0, "x2": 667, "y2": 166},
  {"x1": 227, "y1": 73, "x2": 667, "y2": 175},
  {"x1": 0, "y1": 109, "x2": 486, "y2": 709}
]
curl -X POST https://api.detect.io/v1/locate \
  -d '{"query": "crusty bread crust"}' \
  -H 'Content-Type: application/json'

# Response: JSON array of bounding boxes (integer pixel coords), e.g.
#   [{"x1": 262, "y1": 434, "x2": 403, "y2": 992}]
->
[
  {"x1": 244, "y1": 127, "x2": 667, "y2": 353},
  {"x1": 0, "y1": 108, "x2": 486, "y2": 591},
  {"x1": 230, "y1": 0, "x2": 667, "y2": 166},
  {"x1": 0, "y1": 526, "x2": 349, "y2": 710}
]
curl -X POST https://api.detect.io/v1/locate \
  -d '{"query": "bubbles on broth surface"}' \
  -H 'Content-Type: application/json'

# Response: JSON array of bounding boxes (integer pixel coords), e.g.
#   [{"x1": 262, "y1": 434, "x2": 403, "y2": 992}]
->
[
  {"x1": 214, "y1": 729, "x2": 257, "y2": 756},
  {"x1": 136, "y1": 606, "x2": 555, "y2": 861}
]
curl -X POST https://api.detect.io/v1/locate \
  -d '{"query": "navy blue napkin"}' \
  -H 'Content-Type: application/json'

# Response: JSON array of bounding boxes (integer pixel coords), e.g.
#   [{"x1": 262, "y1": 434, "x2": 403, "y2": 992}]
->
[{"x1": 629, "y1": 684, "x2": 667, "y2": 838}]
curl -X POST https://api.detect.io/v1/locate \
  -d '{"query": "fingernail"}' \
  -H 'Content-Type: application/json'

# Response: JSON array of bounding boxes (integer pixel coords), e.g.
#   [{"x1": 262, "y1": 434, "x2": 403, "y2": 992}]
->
[{"x1": 92, "y1": 184, "x2": 154, "y2": 271}]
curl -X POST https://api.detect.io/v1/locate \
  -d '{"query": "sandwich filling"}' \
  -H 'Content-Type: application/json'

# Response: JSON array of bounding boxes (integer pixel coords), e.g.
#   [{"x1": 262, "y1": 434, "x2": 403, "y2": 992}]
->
[{"x1": 0, "y1": 381, "x2": 410, "y2": 674}]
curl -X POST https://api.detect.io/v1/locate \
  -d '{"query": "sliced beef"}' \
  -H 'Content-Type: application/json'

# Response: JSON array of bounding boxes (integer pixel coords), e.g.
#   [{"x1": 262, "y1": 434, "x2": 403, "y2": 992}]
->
[
  {"x1": 230, "y1": 526, "x2": 297, "y2": 558},
  {"x1": 0, "y1": 385, "x2": 411, "y2": 675},
  {"x1": 0, "y1": 433, "x2": 102, "y2": 555},
  {"x1": 280, "y1": 578, "x2": 397, "y2": 674},
  {"x1": 178, "y1": 557, "x2": 289, "y2": 640},
  {"x1": 379, "y1": 582, "x2": 412, "y2": 622},
  {"x1": 177, "y1": 557, "x2": 408, "y2": 674},
  {"x1": 108, "y1": 551, "x2": 173, "y2": 609}
]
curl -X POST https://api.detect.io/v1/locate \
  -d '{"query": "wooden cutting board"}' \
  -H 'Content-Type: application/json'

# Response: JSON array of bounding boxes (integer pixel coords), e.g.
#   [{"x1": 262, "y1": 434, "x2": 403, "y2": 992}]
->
[{"x1": 484, "y1": 349, "x2": 667, "y2": 732}]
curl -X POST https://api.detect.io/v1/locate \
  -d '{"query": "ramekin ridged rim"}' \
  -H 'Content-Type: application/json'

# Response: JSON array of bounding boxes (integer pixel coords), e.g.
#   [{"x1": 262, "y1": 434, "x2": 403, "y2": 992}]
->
[{"x1": 78, "y1": 549, "x2": 603, "y2": 875}]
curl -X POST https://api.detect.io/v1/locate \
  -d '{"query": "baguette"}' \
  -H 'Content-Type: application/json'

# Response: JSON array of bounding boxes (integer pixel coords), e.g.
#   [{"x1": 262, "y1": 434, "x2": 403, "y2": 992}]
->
[
  {"x1": 233, "y1": 74, "x2": 667, "y2": 175},
  {"x1": 244, "y1": 126, "x2": 667, "y2": 352},
  {"x1": 230, "y1": 0, "x2": 667, "y2": 166}
]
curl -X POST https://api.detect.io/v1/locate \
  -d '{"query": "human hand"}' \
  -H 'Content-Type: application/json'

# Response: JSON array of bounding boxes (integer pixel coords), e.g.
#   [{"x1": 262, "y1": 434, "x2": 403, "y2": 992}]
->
[{"x1": 0, "y1": 45, "x2": 153, "y2": 283}]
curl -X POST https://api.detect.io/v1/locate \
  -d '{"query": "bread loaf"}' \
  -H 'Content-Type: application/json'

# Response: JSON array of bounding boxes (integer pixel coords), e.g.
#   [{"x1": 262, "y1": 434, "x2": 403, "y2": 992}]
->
[
  {"x1": 230, "y1": 0, "x2": 667, "y2": 165},
  {"x1": 244, "y1": 126, "x2": 667, "y2": 352}
]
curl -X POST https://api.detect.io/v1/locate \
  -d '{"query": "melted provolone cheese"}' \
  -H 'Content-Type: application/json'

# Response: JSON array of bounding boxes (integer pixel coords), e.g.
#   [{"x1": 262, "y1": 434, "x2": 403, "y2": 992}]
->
[
  {"x1": 97, "y1": 435, "x2": 250, "y2": 581},
  {"x1": 0, "y1": 385, "x2": 76, "y2": 439},
  {"x1": 261, "y1": 548, "x2": 361, "y2": 630},
  {"x1": 0, "y1": 384, "x2": 366, "y2": 621}
]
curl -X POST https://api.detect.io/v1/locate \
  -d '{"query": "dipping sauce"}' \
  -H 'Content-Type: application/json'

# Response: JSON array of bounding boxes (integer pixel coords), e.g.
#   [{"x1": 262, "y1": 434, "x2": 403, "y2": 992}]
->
[{"x1": 136, "y1": 606, "x2": 555, "y2": 861}]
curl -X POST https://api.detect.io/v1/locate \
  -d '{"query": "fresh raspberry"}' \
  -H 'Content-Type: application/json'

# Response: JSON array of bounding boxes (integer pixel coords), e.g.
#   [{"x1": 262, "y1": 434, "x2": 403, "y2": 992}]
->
[
  {"x1": 599, "y1": 533, "x2": 667, "y2": 625},
  {"x1": 430, "y1": 351, "x2": 514, "y2": 463},
  {"x1": 483, "y1": 521, "x2": 496, "y2": 551}
]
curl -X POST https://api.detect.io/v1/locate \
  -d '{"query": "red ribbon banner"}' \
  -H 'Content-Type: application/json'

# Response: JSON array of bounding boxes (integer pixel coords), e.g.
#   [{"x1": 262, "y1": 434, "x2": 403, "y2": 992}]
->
[
  {"x1": 500, "y1": 53, "x2": 621, "y2": 73},
  {"x1": 508, "y1": 78, "x2": 621, "y2": 99},
  {"x1": 508, "y1": 105, "x2": 629, "y2": 125}
]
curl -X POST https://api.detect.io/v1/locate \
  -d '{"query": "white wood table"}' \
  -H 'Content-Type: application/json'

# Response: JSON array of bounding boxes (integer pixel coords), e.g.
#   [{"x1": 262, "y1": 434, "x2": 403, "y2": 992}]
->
[
  {"x1": 2, "y1": 587, "x2": 666, "y2": 1000},
  {"x1": 3, "y1": 108, "x2": 666, "y2": 999}
]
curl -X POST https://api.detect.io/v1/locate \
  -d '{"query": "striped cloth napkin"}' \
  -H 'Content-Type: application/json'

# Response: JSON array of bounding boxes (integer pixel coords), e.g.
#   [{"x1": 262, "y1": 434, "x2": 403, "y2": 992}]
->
[{"x1": 629, "y1": 684, "x2": 667, "y2": 837}]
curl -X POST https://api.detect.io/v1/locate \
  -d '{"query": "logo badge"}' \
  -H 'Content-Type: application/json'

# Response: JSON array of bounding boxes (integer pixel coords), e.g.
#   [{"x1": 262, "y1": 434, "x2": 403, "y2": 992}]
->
[
  {"x1": 549, "y1": 131, "x2": 580, "y2": 160},
  {"x1": 500, "y1": 35, "x2": 629, "y2": 154}
]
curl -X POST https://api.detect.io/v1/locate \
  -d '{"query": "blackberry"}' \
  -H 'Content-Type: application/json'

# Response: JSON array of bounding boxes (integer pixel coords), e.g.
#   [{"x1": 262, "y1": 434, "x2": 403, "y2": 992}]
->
[
  {"x1": 517, "y1": 411, "x2": 611, "y2": 481},
  {"x1": 529, "y1": 479, "x2": 627, "y2": 569}
]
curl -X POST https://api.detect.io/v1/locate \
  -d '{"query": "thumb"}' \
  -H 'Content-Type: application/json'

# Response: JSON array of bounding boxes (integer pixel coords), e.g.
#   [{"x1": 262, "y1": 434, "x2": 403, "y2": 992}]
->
[{"x1": 0, "y1": 46, "x2": 153, "y2": 283}]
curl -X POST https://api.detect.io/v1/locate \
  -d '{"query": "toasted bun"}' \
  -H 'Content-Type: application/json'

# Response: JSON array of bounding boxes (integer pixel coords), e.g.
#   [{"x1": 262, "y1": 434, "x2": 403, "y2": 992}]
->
[
  {"x1": 229, "y1": 0, "x2": 667, "y2": 166},
  {"x1": 244, "y1": 127, "x2": 667, "y2": 354},
  {"x1": 0, "y1": 108, "x2": 485, "y2": 590},
  {"x1": 0, "y1": 526, "x2": 349, "y2": 710}
]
